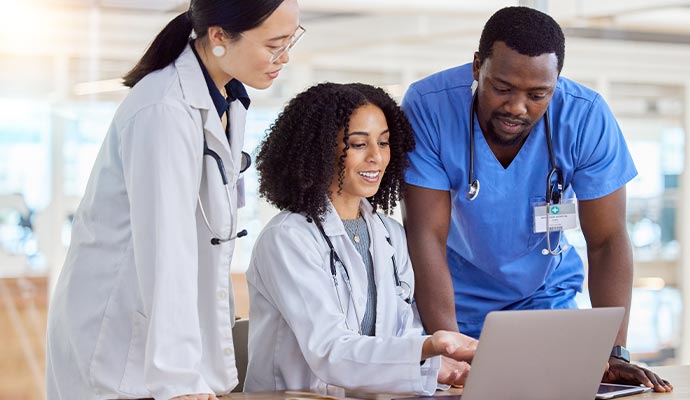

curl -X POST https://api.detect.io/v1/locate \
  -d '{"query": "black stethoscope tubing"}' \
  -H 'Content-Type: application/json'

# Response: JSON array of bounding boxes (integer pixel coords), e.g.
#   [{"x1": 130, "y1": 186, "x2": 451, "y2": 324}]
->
[
  {"x1": 466, "y1": 91, "x2": 563, "y2": 203},
  {"x1": 199, "y1": 137, "x2": 250, "y2": 245},
  {"x1": 313, "y1": 215, "x2": 412, "y2": 305},
  {"x1": 467, "y1": 91, "x2": 567, "y2": 256}
]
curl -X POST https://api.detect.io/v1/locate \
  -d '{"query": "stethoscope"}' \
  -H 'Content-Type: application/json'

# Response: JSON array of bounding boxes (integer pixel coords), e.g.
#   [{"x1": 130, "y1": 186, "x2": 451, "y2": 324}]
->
[
  {"x1": 197, "y1": 136, "x2": 251, "y2": 245},
  {"x1": 466, "y1": 91, "x2": 568, "y2": 256},
  {"x1": 312, "y1": 214, "x2": 412, "y2": 334}
]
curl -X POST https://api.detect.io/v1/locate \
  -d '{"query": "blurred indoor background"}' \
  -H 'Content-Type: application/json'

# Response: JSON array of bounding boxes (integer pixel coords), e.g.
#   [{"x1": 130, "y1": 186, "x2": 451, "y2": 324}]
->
[{"x1": 1, "y1": 0, "x2": 689, "y2": 398}]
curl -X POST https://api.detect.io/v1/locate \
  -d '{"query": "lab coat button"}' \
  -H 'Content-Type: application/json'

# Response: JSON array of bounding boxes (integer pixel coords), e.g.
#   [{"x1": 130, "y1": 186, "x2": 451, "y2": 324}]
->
[
  {"x1": 224, "y1": 347, "x2": 233, "y2": 356},
  {"x1": 218, "y1": 290, "x2": 228, "y2": 300}
]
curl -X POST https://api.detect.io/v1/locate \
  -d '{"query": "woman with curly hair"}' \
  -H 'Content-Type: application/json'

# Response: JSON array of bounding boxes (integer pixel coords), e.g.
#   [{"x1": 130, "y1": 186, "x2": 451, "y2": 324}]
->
[{"x1": 244, "y1": 82, "x2": 477, "y2": 395}]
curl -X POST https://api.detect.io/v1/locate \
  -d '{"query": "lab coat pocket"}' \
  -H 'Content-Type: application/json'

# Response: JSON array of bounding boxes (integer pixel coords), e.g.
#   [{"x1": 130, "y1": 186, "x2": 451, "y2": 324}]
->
[
  {"x1": 396, "y1": 297, "x2": 415, "y2": 336},
  {"x1": 118, "y1": 311, "x2": 148, "y2": 396}
]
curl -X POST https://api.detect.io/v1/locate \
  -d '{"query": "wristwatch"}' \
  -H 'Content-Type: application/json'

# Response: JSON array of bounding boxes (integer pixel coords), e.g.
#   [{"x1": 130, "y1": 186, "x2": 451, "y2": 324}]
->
[{"x1": 610, "y1": 345, "x2": 630, "y2": 363}]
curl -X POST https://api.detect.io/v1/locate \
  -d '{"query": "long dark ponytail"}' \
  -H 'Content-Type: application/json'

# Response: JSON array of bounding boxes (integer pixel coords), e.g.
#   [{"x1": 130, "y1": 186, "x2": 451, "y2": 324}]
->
[{"x1": 123, "y1": 0, "x2": 285, "y2": 88}]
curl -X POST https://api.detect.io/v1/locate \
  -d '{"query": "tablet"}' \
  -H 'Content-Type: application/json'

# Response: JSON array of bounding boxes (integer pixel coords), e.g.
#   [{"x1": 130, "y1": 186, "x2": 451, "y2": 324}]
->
[{"x1": 596, "y1": 383, "x2": 653, "y2": 399}]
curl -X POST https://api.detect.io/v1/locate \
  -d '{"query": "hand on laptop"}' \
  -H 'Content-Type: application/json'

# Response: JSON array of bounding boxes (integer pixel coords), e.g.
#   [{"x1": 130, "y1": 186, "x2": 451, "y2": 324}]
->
[
  {"x1": 422, "y1": 330, "x2": 478, "y2": 362},
  {"x1": 438, "y1": 356, "x2": 471, "y2": 386},
  {"x1": 602, "y1": 357, "x2": 673, "y2": 392}
]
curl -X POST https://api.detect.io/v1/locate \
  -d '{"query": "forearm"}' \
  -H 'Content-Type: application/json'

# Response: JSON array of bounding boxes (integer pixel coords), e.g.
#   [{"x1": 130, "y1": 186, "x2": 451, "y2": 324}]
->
[
  {"x1": 403, "y1": 185, "x2": 457, "y2": 333},
  {"x1": 406, "y1": 213, "x2": 457, "y2": 333},
  {"x1": 587, "y1": 237, "x2": 633, "y2": 346},
  {"x1": 413, "y1": 259, "x2": 458, "y2": 333}
]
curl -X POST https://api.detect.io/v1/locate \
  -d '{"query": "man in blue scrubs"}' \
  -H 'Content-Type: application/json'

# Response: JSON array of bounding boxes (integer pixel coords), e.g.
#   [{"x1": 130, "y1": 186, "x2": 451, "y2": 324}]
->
[{"x1": 402, "y1": 6, "x2": 672, "y2": 392}]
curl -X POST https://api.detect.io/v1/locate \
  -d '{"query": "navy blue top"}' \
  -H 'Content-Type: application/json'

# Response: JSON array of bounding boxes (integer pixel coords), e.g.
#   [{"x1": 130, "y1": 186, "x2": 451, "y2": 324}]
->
[{"x1": 190, "y1": 41, "x2": 250, "y2": 118}]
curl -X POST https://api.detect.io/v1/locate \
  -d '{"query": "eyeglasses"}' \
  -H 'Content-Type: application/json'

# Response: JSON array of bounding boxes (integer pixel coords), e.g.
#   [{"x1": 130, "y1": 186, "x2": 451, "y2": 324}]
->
[{"x1": 240, "y1": 25, "x2": 306, "y2": 64}]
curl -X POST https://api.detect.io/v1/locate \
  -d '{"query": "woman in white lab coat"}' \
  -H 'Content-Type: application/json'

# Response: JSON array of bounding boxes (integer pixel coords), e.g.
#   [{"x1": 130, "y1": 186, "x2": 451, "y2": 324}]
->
[
  {"x1": 245, "y1": 83, "x2": 478, "y2": 395},
  {"x1": 45, "y1": 1, "x2": 303, "y2": 399}
]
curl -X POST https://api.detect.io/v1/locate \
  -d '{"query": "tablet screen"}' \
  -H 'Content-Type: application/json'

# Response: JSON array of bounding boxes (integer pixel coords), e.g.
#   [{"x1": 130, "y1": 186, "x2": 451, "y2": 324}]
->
[{"x1": 596, "y1": 383, "x2": 652, "y2": 399}]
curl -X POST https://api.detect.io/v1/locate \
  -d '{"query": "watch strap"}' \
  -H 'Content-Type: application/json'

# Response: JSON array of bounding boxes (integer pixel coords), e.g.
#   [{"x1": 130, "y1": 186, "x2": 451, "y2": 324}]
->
[{"x1": 610, "y1": 345, "x2": 630, "y2": 363}]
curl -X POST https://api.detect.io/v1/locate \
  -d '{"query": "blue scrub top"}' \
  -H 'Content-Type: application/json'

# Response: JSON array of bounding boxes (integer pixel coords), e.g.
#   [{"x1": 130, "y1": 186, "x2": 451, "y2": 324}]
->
[{"x1": 402, "y1": 63, "x2": 638, "y2": 338}]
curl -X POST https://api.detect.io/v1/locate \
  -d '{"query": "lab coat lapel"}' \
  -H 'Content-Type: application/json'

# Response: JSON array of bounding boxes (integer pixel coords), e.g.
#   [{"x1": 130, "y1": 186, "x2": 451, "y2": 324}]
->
[
  {"x1": 175, "y1": 44, "x2": 238, "y2": 241},
  {"x1": 361, "y1": 201, "x2": 397, "y2": 337},
  {"x1": 227, "y1": 102, "x2": 247, "y2": 175},
  {"x1": 175, "y1": 45, "x2": 210, "y2": 111},
  {"x1": 175, "y1": 45, "x2": 235, "y2": 177},
  {"x1": 321, "y1": 201, "x2": 367, "y2": 332},
  {"x1": 201, "y1": 111, "x2": 236, "y2": 186}
]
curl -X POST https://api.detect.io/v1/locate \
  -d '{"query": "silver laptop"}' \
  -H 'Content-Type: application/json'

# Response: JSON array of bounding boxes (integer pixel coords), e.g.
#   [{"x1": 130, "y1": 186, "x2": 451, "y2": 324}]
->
[{"x1": 460, "y1": 307, "x2": 625, "y2": 400}]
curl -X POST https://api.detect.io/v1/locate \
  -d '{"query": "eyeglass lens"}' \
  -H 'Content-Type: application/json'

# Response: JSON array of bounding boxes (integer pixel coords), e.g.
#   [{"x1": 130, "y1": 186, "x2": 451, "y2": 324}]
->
[{"x1": 270, "y1": 26, "x2": 305, "y2": 63}]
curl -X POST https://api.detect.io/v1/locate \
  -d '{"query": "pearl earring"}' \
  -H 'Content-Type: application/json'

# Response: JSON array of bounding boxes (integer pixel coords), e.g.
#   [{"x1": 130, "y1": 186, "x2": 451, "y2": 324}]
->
[{"x1": 212, "y1": 45, "x2": 226, "y2": 57}]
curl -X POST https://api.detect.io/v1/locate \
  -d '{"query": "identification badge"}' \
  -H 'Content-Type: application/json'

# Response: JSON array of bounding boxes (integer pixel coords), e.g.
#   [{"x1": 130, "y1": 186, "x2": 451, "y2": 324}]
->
[
  {"x1": 533, "y1": 199, "x2": 578, "y2": 233},
  {"x1": 237, "y1": 176, "x2": 246, "y2": 209}
]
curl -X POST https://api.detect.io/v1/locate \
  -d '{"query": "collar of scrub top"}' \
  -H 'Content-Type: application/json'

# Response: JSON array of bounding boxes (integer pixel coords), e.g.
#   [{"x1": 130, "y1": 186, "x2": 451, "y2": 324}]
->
[{"x1": 190, "y1": 40, "x2": 251, "y2": 120}]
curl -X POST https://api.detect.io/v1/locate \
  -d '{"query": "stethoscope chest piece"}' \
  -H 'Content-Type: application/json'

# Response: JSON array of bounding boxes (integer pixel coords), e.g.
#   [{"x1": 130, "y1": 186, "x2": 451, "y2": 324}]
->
[
  {"x1": 466, "y1": 89, "x2": 566, "y2": 257},
  {"x1": 199, "y1": 137, "x2": 248, "y2": 245},
  {"x1": 396, "y1": 280, "x2": 413, "y2": 304},
  {"x1": 466, "y1": 179, "x2": 480, "y2": 201}
]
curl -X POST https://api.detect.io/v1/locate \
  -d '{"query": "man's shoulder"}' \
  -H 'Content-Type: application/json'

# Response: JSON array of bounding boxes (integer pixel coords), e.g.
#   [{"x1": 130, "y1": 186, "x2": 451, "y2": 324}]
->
[
  {"x1": 408, "y1": 63, "x2": 474, "y2": 97},
  {"x1": 555, "y1": 75, "x2": 601, "y2": 105}
]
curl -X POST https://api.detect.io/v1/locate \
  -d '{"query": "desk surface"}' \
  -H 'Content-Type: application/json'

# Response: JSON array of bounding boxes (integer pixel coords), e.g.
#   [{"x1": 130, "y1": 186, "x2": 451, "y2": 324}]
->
[{"x1": 226, "y1": 365, "x2": 690, "y2": 400}]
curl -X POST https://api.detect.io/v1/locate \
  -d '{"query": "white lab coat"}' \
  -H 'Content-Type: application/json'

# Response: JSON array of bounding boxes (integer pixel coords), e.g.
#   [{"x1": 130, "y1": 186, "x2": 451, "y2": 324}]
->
[
  {"x1": 46, "y1": 45, "x2": 245, "y2": 400},
  {"x1": 244, "y1": 200, "x2": 441, "y2": 395}
]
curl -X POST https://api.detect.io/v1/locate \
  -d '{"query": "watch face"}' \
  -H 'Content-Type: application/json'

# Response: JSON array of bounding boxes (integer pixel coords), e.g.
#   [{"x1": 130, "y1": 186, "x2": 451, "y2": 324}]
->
[{"x1": 612, "y1": 346, "x2": 630, "y2": 362}]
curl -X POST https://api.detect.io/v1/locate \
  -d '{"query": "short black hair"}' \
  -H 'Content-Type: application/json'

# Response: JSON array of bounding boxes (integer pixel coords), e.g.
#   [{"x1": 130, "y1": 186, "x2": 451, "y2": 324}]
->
[
  {"x1": 256, "y1": 82, "x2": 415, "y2": 220},
  {"x1": 478, "y1": 6, "x2": 565, "y2": 73}
]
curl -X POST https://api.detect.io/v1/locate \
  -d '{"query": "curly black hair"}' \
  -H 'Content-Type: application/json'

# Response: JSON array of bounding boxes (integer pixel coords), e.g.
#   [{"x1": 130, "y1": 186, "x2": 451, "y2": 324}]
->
[
  {"x1": 256, "y1": 82, "x2": 415, "y2": 220},
  {"x1": 478, "y1": 6, "x2": 565, "y2": 73}
]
